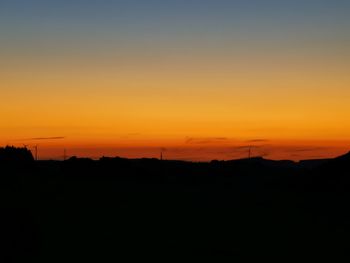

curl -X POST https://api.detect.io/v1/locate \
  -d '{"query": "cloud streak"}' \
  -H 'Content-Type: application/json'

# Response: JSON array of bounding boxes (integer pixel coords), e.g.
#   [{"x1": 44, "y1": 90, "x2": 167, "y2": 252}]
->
[
  {"x1": 246, "y1": 139, "x2": 270, "y2": 143},
  {"x1": 15, "y1": 137, "x2": 65, "y2": 141},
  {"x1": 185, "y1": 137, "x2": 229, "y2": 145}
]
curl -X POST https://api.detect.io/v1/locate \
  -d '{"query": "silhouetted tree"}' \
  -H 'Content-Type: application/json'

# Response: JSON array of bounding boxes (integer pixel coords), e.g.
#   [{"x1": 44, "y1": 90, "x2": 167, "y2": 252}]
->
[{"x1": 0, "y1": 146, "x2": 34, "y2": 163}]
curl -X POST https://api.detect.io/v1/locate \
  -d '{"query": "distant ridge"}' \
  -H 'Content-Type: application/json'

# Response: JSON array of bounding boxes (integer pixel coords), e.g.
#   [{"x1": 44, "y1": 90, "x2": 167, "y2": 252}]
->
[
  {"x1": 63, "y1": 153, "x2": 350, "y2": 171},
  {"x1": 1, "y1": 144, "x2": 350, "y2": 171},
  {"x1": 334, "y1": 151, "x2": 350, "y2": 161}
]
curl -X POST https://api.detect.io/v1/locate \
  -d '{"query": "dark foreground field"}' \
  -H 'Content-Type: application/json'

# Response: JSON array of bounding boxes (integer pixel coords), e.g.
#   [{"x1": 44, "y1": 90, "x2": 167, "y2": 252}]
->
[{"x1": 2, "y1": 151, "x2": 350, "y2": 261}]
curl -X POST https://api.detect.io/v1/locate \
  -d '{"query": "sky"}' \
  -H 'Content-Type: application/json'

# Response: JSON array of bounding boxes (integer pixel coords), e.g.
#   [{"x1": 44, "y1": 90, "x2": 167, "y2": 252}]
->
[{"x1": 1, "y1": 0, "x2": 350, "y2": 160}]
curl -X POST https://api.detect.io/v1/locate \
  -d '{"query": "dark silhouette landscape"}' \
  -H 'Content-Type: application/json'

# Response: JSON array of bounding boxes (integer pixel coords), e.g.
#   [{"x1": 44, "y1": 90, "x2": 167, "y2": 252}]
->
[{"x1": 1, "y1": 146, "x2": 350, "y2": 261}]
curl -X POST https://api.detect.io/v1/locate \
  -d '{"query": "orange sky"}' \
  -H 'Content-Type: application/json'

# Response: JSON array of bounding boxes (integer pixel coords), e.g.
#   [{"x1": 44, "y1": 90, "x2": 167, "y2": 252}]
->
[
  {"x1": 1, "y1": 53, "x2": 350, "y2": 160},
  {"x1": 1, "y1": 1, "x2": 350, "y2": 160}
]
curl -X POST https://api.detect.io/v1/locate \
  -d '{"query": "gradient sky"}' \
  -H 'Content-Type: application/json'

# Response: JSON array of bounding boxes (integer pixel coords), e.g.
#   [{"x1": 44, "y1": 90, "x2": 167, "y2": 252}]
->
[{"x1": 1, "y1": 0, "x2": 350, "y2": 160}]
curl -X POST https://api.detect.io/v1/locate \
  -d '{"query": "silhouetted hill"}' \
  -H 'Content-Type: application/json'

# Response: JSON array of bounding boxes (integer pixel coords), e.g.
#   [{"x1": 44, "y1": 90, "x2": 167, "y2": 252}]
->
[
  {"x1": 333, "y1": 151, "x2": 350, "y2": 163},
  {"x1": 224, "y1": 157, "x2": 297, "y2": 170},
  {"x1": 316, "y1": 151, "x2": 350, "y2": 174},
  {"x1": 298, "y1": 158, "x2": 331, "y2": 169},
  {"x1": 2, "y1": 150, "x2": 350, "y2": 261}
]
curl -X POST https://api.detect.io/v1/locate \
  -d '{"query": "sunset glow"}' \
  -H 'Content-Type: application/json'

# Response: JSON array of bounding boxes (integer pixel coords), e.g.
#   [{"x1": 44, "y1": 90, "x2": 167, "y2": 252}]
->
[{"x1": 1, "y1": 1, "x2": 350, "y2": 160}]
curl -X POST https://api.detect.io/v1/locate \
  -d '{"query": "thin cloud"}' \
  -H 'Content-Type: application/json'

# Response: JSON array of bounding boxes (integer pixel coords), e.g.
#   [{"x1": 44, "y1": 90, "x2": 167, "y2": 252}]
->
[
  {"x1": 15, "y1": 137, "x2": 65, "y2": 141},
  {"x1": 290, "y1": 147, "x2": 329, "y2": 152},
  {"x1": 234, "y1": 145, "x2": 262, "y2": 150},
  {"x1": 185, "y1": 137, "x2": 229, "y2": 145},
  {"x1": 224, "y1": 145, "x2": 270, "y2": 158},
  {"x1": 246, "y1": 139, "x2": 269, "y2": 143}
]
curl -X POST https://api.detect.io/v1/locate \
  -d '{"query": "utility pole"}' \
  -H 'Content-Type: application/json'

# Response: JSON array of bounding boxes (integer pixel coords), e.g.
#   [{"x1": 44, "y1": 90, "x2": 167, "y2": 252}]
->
[
  {"x1": 160, "y1": 150, "x2": 163, "y2": 161},
  {"x1": 248, "y1": 146, "x2": 251, "y2": 159}
]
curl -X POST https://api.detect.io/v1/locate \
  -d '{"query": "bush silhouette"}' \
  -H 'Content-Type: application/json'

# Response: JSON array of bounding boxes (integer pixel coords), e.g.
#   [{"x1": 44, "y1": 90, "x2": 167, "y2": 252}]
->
[{"x1": 0, "y1": 146, "x2": 34, "y2": 163}]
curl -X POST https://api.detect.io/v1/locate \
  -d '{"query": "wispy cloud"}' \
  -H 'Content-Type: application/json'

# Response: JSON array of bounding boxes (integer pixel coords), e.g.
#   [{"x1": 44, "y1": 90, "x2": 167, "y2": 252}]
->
[
  {"x1": 246, "y1": 139, "x2": 269, "y2": 143},
  {"x1": 234, "y1": 145, "x2": 263, "y2": 150},
  {"x1": 289, "y1": 146, "x2": 330, "y2": 152},
  {"x1": 14, "y1": 137, "x2": 65, "y2": 141},
  {"x1": 185, "y1": 137, "x2": 229, "y2": 145}
]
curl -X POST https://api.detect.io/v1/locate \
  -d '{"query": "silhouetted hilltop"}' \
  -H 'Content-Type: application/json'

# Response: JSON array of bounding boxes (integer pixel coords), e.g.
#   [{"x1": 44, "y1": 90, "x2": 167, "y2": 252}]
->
[
  {"x1": 59, "y1": 154, "x2": 333, "y2": 176},
  {"x1": 0, "y1": 146, "x2": 34, "y2": 164},
  {"x1": 2, "y1": 149, "x2": 350, "y2": 261},
  {"x1": 311, "y1": 151, "x2": 350, "y2": 171},
  {"x1": 334, "y1": 151, "x2": 350, "y2": 161},
  {"x1": 297, "y1": 158, "x2": 331, "y2": 169},
  {"x1": 314, "y1": 151, "x2": 350, "y2": 177},
  {"x1": 223, "y1": 157, "x2": 296, "y2": 169}
]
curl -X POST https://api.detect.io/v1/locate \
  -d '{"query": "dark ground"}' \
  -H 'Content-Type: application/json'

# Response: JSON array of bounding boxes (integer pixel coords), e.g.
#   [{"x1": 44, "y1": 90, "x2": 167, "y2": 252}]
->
[{"x1": 2, "y1": 150, "x2": 350, "y2": 261}]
